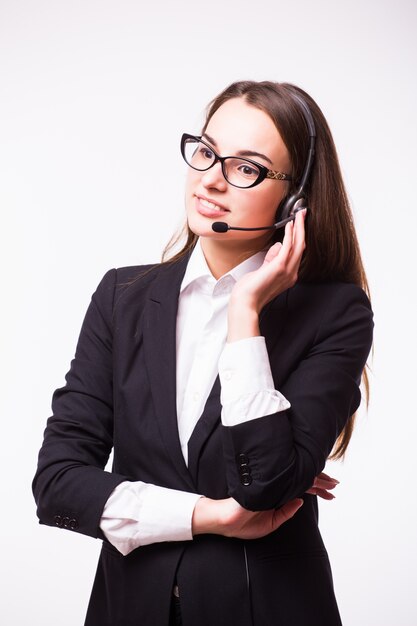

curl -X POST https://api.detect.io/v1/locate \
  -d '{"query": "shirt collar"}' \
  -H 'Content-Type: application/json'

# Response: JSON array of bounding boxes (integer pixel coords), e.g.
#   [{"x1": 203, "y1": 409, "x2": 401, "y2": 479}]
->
[{"x1": 180, "y1": 239, "x2": 267, "y2": 294}]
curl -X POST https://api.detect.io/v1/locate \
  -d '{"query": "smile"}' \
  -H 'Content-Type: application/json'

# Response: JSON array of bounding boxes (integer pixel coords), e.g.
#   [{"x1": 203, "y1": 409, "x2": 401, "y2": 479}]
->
[{"x1": 195, "y1": 195, "x2": 229, "y2": 218}]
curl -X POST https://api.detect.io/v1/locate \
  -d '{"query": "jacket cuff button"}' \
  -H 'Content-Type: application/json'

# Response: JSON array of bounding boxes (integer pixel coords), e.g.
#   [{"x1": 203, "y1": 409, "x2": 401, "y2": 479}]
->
[{"x1": 241, "y1": 473, "x2": 253, "y2": 486}]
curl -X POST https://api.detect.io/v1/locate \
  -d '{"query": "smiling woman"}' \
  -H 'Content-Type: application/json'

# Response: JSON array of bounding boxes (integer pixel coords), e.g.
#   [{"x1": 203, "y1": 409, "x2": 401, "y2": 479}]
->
[{"x1": 33, "y1": 80, "x2": 373, "y2": 626}]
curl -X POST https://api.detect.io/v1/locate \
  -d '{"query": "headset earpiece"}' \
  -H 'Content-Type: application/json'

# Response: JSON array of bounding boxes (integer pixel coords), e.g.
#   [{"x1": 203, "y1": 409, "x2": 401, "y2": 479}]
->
[{"x1": 277, "y1": 192, "x2": 308, "y2": 222}]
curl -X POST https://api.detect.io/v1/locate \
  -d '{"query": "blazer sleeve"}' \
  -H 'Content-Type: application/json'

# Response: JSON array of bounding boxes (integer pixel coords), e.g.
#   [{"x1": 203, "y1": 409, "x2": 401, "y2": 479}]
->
[
  {"x1": 32, "y1": 269, "x2": 129, "y2": 539},
  {"x1": 221, "y1": 283, "x2": 374, "y2": 511}
]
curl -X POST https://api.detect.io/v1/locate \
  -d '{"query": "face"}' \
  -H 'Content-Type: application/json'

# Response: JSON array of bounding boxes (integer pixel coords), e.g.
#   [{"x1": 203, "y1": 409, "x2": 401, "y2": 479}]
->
[{"x1": 185, "y1": 97, "x2": 291, "y2": 251}]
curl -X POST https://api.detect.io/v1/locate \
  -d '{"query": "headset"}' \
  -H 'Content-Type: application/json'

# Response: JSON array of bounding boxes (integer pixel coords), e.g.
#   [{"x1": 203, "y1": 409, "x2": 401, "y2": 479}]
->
[{"x1": 276, "y1": 91, "x2": 316, "y2": 223}]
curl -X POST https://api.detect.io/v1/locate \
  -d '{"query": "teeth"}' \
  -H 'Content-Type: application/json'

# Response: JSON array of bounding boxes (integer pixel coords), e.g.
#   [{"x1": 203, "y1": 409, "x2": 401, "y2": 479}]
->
[{"x1": 200, "y1": 198, "x2": 223, "y2": 211}]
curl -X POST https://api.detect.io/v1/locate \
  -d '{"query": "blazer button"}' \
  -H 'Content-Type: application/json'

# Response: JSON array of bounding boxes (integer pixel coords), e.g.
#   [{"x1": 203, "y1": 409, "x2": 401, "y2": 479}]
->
[
  {"x1": 237, "y1": 453, "x2": 249, "y2": 465},
  {"x1": 240, "y1": 473, "x2": 253, "y2": 486},
  {"x1": 54, "y1": 515, "x2": 63, "y2": 527},
  {"x1": 62, "y1": 516, "x2": 70, "y2": 528},
  {"x1": 69, "y1": 519, "x2": 78, "y2": 530},
  {"x1": 239, "y1": 465, "x2": 252, "y2": 476}
]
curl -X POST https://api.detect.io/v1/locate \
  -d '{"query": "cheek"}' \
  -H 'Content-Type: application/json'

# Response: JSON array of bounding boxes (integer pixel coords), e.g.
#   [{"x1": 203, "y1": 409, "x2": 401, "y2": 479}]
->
[
  {"x1": 265, "y1": 184, "x2": 289, "y2": 217},
  {"x1": 243, "y1": 187, "x2": 284, "y2": 223},
  {"x1": 185, "y1": 169, "x2": 201, "y2": 203}
]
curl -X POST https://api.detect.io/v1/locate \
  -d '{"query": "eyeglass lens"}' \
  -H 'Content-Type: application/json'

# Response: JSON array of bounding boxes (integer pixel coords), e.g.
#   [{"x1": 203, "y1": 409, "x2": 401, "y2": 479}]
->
[{"x1": 183, "y1": 137, "x2": 262, "y2": 188}]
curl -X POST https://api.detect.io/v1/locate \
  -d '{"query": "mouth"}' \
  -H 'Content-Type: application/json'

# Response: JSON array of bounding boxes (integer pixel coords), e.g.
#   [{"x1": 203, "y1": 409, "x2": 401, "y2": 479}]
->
[{"x1": 195, "y1": 194, "x2": 230, "y2": 218}]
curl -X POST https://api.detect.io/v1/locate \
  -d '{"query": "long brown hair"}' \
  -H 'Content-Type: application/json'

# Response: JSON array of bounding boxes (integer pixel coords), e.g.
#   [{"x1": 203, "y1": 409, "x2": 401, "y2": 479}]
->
[{"x1": 163, "y1": 80, "x2": 370, "y2": 459}]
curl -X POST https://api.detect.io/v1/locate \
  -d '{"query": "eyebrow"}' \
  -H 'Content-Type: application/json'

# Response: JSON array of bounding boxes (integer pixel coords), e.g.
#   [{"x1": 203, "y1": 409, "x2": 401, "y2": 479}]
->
[{"x1": 202, "y1": 133, "x2": 273, "y2": 166}]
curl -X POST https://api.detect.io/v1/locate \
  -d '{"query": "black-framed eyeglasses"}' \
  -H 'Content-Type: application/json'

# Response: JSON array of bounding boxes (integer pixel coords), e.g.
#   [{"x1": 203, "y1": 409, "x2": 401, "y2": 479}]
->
[{"x1": 180, "y1": 133, "x2": 293, "y2": 189}]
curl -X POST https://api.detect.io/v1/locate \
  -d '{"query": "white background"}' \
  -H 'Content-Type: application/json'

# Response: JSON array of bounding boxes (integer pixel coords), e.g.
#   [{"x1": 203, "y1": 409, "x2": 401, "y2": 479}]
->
[{"x1": 1, "y1": 0, "x2": 416, "y2": 623}]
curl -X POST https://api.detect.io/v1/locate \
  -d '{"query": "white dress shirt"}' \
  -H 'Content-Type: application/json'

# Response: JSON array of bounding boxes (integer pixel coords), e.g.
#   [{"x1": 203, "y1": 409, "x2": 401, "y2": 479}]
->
[{"x1": 100, "y1": 242, "x2": 290, "y2": 555}]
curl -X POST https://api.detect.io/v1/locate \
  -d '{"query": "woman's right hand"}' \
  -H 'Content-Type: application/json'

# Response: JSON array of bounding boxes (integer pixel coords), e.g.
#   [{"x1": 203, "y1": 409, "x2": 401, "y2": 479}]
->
[{"x1": 192, "y1": 496, "x2": 303, "y2": 540}]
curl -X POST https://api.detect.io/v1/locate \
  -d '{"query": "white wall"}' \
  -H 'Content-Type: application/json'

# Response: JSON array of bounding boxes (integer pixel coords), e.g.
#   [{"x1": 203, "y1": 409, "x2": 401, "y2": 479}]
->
[{"x1": 1, "y1": 0, "x2": 416, "y2": 623}]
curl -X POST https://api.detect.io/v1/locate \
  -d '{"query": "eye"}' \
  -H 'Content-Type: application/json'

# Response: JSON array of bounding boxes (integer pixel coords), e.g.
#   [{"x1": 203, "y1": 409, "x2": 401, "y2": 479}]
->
[
  {"x1": 237, "y1": 163, "x2": 259, "y2": 178},
  {"x1": 198, "y1": 146, "x2": 214, "y2": 160}
]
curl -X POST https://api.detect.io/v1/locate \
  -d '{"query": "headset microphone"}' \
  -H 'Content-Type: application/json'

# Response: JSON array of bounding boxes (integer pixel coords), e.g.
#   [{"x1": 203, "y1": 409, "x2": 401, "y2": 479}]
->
[
  {"x1": 212, "y1": 204, "x2": 306, "y2": 233},
  {"x1": 212, "y1": 91, "x2": 316, "y2": 235}
]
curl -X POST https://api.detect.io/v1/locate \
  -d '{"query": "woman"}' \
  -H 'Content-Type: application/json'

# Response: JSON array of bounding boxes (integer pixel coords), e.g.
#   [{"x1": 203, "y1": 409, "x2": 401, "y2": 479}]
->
[{"x1": 33, "y1": 80, "x2": 373, "y2": 626}]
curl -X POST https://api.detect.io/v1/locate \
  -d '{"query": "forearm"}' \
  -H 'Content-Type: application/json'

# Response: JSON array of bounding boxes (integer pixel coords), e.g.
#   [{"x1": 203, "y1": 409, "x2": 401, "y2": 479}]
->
[
  {"x1": 192, "y1": 495, "x2": 304, "y2": 540},
  {"x1": 100, "y1": 482, "x2": 202, "y2": 555}
]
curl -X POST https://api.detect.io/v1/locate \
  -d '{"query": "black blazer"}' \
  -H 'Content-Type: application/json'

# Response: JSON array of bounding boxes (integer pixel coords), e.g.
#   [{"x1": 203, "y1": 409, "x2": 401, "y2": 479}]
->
[{"x1": 33, "y1": 254, "x2": 373, "y2": 626}]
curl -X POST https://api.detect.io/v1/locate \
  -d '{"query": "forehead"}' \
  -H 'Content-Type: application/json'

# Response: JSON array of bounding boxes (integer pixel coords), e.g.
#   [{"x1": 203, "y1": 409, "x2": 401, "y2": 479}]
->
[{"x1": 205, "y1": 97, "x2": 287, "y2": 164}]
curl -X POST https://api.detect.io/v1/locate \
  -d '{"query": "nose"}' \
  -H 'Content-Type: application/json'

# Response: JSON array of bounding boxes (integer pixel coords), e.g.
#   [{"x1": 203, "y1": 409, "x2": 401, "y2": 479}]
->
[{"x1": 200, "y1": 161, "x2": 228, "y2": 192}]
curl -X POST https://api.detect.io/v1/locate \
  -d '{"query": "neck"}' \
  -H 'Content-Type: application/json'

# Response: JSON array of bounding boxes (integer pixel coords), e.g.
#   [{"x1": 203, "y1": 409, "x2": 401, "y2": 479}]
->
[{"x1": 200, "y1": 235, "x2": 269, "y2": 279}]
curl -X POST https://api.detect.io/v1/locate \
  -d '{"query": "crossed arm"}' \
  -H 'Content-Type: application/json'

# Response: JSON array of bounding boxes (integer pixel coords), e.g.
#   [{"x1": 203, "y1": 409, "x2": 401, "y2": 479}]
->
[{"x1": 192, "y1": 472, "x2": 338, "y2": 539}]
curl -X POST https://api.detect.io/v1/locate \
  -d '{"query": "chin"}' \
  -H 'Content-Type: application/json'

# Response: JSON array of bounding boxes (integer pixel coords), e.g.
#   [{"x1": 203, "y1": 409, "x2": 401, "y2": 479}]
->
[{"x1": 186, "y1": 213, "x2": 217, "y2": 238}]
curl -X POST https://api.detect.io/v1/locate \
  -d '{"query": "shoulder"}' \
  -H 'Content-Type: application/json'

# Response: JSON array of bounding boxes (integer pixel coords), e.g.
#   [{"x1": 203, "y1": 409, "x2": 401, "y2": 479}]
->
[
  {"x1": 93, "y1": 256, "x2": 190, "y2": 312},
  {"x1": 91, "y1": 264, "x2": 160, "y2": 310},
  {"x1": 91, "y1": 264, "x2": 157, "y2": 300}
]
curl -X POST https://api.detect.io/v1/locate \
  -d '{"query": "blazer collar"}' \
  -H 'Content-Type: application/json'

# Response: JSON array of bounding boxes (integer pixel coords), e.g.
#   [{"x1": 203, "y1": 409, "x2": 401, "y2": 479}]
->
[{"x1": 142, "y1": 254, "x2": 197, "y2": 491}]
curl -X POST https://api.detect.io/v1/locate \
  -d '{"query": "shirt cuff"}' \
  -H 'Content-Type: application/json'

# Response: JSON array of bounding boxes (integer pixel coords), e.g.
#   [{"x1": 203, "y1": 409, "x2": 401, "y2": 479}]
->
[
  {"x1": 218, "y1": 336, "x2": 290, "y2": 426},
  {"x1": 100, "y1": 481, "x2": 202, "y2": 556}
]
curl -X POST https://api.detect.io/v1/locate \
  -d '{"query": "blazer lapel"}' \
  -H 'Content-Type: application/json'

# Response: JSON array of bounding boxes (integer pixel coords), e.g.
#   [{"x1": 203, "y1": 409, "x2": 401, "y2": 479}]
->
[{"x1": 142, "y1": 256, "x2": 196, "y2": 491}]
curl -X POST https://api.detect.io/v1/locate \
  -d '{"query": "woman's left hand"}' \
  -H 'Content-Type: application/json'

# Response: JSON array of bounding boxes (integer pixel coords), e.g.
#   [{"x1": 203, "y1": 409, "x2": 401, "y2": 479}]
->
[
  {"x1": 227, "y1": 209, "x2": 306, "y2": 342},
  {"x1": 306, "y1": 472, "x2": 339, "y2": 500}
]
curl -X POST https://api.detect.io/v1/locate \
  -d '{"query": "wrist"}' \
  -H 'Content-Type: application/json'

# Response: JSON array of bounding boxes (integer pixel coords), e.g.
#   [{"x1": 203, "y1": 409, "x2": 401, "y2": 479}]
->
[
  {"x1": 192, "y1": 497, "x2": 221, "y2": 536},
  {"x1": 192, "y1": 497, "x2": 239, "y2": 536},
  {"x1": 227, "y1": 304, "x2": 260, "y2": 342}
]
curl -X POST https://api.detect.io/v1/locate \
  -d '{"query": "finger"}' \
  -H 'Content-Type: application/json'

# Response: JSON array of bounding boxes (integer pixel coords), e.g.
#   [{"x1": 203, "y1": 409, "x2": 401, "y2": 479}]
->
[
  {"x1": 315, "y1": 471, "x2": 339, "y2": 483},
  {"x1": 317, "y1": 489, "x2": 336, "y2": 500},
  {"x1": 294, "y1": 209, "x2": 306, "y2": 249},
  {"x1": 306, "y1": 488, "x2": 335, "y2": 500},
  {"x1": 260, "y1": 224, "x2": 293, "y2": 274},
  {"x1": 311, "y1": 477, "x2": 339, "y2": 490},
  {"x1": 316, "y1": 489, "x2": 336, "y2": 501},
  {"x1": 258, "y1": 214, "x2": 303, "y2": 285},
  {"x1": 263, "y1": 242, "x2": 283, "y2": 264},
  {"x1": 286, "y1": 209, "x2": 306, "y2": 269},
  {"x1": 272, "y1": 498, "x2": 303, "y2": 528},
  {"x1": 278, "y1": 221, "x2": 295, "y2": 262},
  {"x1": 274, "y1": 211, "x2": 305, "y2": 284}
]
